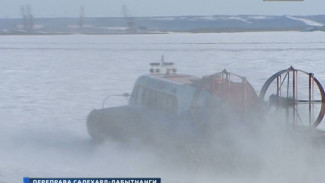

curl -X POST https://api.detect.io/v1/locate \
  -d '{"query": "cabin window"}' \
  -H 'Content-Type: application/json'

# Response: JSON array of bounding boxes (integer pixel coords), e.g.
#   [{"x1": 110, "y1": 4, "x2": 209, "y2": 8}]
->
[{"x1": 134, "y1": 86, "x2": 178, "y2": 114}]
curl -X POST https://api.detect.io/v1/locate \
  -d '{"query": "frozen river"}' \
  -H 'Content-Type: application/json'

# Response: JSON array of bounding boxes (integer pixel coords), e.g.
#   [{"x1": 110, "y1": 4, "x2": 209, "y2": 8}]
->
[{"x1": 0, "y1": 32, "x2": 324, "y2": 182}]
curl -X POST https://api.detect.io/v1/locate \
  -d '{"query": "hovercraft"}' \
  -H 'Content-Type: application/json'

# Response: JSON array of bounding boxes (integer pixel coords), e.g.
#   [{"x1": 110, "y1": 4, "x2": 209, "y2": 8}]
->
[{"x1": 87, "y1": 58, "x2": 325, "y2": 143}]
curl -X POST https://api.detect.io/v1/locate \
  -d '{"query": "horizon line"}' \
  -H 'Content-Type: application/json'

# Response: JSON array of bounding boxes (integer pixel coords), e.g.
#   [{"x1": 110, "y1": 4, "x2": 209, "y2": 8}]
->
[{"x1": 1, "y1": 14, "x2": 325, "y2": 19}]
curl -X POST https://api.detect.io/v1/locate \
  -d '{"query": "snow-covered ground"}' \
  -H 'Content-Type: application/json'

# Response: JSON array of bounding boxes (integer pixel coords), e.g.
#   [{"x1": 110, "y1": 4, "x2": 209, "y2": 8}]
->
[
  {"x1": 0, "y1": 32, "x2": 324, "y2": 183},
  {"x1": 287, "y1": 16, "x2": 324, "y2": 27}
]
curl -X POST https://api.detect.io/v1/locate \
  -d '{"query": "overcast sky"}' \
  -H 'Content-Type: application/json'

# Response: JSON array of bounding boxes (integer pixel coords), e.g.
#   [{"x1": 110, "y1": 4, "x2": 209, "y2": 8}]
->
[{"x1": 0, "y1": 0, "x2": 324, "y2": 18}]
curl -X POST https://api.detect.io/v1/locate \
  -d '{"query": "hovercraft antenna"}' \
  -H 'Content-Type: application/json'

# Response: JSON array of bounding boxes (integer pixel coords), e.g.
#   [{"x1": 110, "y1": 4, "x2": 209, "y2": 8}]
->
[{"x1": 150, "y1": 55, "x2": 177, "y2": 75}]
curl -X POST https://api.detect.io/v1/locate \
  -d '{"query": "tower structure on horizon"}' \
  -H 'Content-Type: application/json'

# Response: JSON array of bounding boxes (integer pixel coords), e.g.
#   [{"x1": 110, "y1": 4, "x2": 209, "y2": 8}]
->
[
  {"x1": 79, "y1": 5, "x2": 84, "y2": 29},
  {"x1": 20, "y1": 5, "x2": 34, "y2": 32},
  {"x1": 121, "y1": 5, "x2": 136, "y2": 32}
]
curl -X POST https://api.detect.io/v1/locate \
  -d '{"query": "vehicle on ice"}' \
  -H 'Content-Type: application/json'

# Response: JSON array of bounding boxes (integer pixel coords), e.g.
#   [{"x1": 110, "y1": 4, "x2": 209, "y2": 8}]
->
[{"x1": 87, "y1": 58, "x2": 325, "y2": 143}]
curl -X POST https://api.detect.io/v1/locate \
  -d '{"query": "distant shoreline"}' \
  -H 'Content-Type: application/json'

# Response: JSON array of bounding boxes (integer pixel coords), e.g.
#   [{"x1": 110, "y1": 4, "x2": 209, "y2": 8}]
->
[
  {"x1": 1, "y1": 30, "x2": 324, "y2": 36},
  {"x1": 1, "y1": 15, "x2": 324, "y2": 35}
]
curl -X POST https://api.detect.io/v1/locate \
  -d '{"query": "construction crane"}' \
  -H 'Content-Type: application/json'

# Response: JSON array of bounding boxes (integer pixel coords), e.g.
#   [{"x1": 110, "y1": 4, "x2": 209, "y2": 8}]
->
[
  {"x1": 79, "y1": 6, "x2": 84, "y2": 29},
  {"x1": 20, "y1": 5, "x2": 33, "y2": 32},
  {"x1": 121, "y1": 5, "x2": 135, "y2": 33}
]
